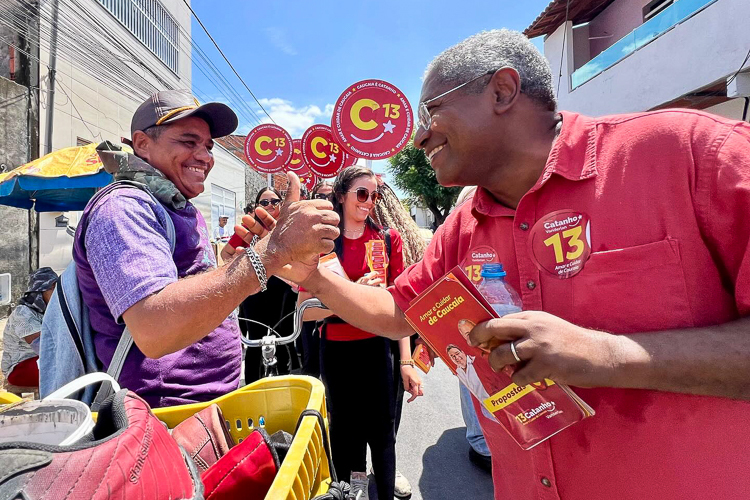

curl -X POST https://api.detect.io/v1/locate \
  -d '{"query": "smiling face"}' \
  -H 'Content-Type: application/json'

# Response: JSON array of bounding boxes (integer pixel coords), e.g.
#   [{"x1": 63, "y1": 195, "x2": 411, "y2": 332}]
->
[
  {"x1": 133, "y1": 116, "x2": 215, "y2": 199},
  {"x1": 413, "y1": 70, "x2": 495, "y2": 188},
  {"x1": 258, "y1": 189, "x2": 282, "y2": 219},
  {"x1": 447, "y1": 346, "x2": 467, "y2": 369},
  {"x1": 339, "y1": 174, "x2": 378, "y2": 229}
]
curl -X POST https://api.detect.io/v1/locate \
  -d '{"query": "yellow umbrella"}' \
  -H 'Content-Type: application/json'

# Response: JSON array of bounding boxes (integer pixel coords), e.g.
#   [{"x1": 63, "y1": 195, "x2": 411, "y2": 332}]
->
[{"x1": 0, "y1": 143, "x2": 127, "y2": 211}]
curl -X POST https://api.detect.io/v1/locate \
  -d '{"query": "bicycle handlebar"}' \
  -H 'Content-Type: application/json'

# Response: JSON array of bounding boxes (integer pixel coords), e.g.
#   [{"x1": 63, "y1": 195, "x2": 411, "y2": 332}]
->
[{"x1": 239, "y1": 298, "x2": 327, "y2": 348}]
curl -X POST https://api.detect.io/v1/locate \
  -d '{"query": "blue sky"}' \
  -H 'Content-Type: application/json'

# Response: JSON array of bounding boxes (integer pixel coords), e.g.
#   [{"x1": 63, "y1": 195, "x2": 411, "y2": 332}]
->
[{"x1": 190, "y1": 0, "x2": 550, "y2": 182}]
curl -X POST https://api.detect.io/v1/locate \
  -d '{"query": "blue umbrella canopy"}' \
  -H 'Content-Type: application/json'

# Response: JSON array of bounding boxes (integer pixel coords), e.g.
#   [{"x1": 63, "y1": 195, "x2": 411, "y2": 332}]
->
[{"x1": 0, "y1": 143, "x2": 114, "y2": 212}]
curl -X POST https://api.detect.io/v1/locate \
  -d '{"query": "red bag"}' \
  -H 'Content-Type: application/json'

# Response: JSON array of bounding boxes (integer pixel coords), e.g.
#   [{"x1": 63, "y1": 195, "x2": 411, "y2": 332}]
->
[
  {"x1": 201, "y1": 428, "x2": 280, "y2": 500},
  {"x1": 171, "y1": 404, "x2": 235, "y2": 473},
  {"x1": 0, "y1": 390, "x2": 202, "y2": 499}
]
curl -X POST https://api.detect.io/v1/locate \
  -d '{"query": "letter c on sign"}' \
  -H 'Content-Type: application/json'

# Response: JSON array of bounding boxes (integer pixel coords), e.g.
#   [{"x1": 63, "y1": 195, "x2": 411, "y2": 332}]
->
[
  {"x1": 255, "y1": 136, "x2": 272, "y2": 156},
  {"x1": 311, "y1": 137, "x2": 328, "y2": 158},
  {"x1": 350, "y1": 98, "x2": 379, "y2": 131},
  {"x1": 291, "y1": 148, "x2": 301, "y2": 165}
]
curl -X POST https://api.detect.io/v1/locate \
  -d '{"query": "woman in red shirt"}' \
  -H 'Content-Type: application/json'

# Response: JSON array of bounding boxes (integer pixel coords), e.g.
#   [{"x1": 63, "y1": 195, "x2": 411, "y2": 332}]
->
[{"x1": 299, "y1": 166, "x2": 422, "y2": 499}]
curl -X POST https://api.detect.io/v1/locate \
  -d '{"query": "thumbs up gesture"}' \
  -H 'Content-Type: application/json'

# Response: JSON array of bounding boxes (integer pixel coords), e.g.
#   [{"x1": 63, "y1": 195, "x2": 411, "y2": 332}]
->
[{"x1": 246, "y1": 172, "x2": 339, "y2": 282}]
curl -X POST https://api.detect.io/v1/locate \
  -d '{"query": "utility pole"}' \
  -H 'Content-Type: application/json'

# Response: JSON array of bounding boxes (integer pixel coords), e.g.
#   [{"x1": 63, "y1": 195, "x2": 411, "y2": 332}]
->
[{"x1": 44, "y1": 0, "x2": 60, "y2": 155}]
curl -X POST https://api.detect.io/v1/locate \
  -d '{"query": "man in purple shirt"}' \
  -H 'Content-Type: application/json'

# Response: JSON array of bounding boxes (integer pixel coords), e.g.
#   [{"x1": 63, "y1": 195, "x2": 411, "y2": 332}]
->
[{"x1": 73, "y1": 90, "x2": 339, "y2": 407}]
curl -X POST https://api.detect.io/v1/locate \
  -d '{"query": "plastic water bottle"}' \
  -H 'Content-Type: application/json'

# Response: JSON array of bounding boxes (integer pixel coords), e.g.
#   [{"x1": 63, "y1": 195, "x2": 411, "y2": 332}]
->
[{"x1": 476, "y1": 263, "x2": 522, "y2": 317}]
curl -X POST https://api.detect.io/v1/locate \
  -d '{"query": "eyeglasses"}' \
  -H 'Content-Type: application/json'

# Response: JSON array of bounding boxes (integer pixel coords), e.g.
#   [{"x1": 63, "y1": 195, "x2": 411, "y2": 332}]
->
[
  {"x1": 418, "y1": 69, "x2": 497, "y2": 132},
  {"x1": 348, "y1": 187, "x2": 382, "y2": 204},
  {"x1": 313, "y1": 193, "x2": 332, "y2": 201},
  {"x1": 258, "y1": 198, "x2": 282, "y2": 208}
]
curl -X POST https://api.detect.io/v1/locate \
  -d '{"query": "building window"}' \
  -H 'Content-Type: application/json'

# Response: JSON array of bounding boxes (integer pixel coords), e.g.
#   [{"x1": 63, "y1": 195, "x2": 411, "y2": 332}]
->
[
  {"x1": 643, "y1": 0, "x2": 675, "y2": 21},
  {"x1": 211, "y1": 184, "x2": 236, "y2": 230},
  {"x1": 96, "y1": 0, "x2": 179, "y2": 73}
]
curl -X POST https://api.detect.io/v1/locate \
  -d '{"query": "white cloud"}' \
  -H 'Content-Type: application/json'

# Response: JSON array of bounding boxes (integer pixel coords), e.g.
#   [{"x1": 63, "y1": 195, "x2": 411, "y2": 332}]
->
[
  {"x1": 264, "y1": 27, "x2": 297, "y2": 56},
  {"x1": 255, "y1": 98, "x2": 334, "y2": 137}
]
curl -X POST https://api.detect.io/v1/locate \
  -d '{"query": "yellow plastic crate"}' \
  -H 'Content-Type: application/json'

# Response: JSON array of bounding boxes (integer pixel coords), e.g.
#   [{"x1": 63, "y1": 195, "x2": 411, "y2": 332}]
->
[
  {"x1": 0, "y1": 392, "x2": 21, "y2": 405},
  {"x1": 153, "y1": 375, "x2": 332, "y2": 500}
]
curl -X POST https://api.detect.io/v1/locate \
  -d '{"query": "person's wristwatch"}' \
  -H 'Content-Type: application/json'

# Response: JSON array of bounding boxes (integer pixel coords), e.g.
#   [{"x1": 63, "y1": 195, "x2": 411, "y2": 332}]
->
[{"x1": 400, "y1": 360, "x2": 415, "y2": 367}]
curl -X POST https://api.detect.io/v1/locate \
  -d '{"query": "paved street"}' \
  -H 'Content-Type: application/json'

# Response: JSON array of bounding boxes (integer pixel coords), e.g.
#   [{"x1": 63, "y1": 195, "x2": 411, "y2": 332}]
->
[{"x1": 371, "y1": 362, "x2": 495, "y2": 500}]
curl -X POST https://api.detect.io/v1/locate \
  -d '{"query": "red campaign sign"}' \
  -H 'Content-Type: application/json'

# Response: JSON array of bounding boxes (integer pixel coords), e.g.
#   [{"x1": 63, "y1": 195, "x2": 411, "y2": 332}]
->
[
  {"x1": 528, "y1": 210, "x2": 592, "y2": 279},
  {"x1": 287, "y1": 139, "x2": 306, "y2": 172},
  {"x1": 332, "y1": 79, "x2": 414, "y2": 160},
  {"x1": 301, "y1": 124, "x2": 347, "y2": 178},
  {"x1": 296, "y1": 164, "x2": 318, "y2": 192},
  {"x1": 244, "y1": 124, "x2": 293, "y2": 174}
]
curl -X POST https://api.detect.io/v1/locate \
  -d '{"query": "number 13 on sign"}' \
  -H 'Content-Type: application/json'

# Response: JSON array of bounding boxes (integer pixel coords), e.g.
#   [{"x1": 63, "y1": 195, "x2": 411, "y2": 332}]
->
[{"x1": 543, "y1": 226, "x2": 585, "y2": 264}]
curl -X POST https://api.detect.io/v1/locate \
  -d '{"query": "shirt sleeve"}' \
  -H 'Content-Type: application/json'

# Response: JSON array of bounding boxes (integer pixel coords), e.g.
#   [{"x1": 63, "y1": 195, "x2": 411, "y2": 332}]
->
[
  {"x1": 389, "y1": 221, "x2": 451, "y2": 312},
  {"x1": 84, "y1": 191, "x2": 178, "y2": 322},
  {"x1": 12, "y1": 306, "x2": 43, "y2": 339},
  {"x1": 695, "y1": 121, "x2": 750, "y2": 315}
]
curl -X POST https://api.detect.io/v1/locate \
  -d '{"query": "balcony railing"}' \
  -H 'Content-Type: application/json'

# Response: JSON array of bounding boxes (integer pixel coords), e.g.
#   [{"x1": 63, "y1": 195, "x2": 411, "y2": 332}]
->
[{"x1": 571, "y1": 0, "x2": 718, "y2": 89}]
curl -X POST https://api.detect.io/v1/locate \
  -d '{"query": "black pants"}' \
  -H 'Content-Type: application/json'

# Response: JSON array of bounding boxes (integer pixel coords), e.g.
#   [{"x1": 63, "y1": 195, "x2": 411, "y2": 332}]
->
[
  {"x1": 321, "y1": 334, "x2": 396, "y2": 499},
  {"x1": 299, "y1": 321, "x2": 320, "y2": 378}
]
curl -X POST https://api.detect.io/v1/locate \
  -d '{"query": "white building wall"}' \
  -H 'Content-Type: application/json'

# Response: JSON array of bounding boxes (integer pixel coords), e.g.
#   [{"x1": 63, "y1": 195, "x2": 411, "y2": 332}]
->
[
  {"x1": 545, "y1": 0, "x2": 750, "y2": 116},
  {"x1": 193, "y1": 144, "x2": 247, "y2": 238},
  {"x1": 36, "y1": 0, "x2": 246, "y2": 270}
]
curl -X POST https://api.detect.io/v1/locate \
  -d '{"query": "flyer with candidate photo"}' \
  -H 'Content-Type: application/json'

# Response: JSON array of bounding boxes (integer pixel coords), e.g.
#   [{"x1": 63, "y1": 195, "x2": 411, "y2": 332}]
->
[{"x1": 403, "y1": 266, "x2": 594, "y2": 450}]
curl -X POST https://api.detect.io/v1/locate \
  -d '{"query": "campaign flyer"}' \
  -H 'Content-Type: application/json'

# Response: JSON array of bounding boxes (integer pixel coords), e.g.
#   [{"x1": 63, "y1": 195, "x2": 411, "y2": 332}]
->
[{"x1": 404, "y1": 266, "x2": 594, "y2": 450}]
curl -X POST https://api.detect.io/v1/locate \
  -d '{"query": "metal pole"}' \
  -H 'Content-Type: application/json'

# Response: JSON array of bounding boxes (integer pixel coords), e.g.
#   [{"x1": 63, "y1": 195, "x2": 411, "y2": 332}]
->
[
  {"x1": 44, "y1": 0, "x2": 60, "y2": 155},
  {"x1": 267, "y1": 173, "x2": 272, "y2": 188}
]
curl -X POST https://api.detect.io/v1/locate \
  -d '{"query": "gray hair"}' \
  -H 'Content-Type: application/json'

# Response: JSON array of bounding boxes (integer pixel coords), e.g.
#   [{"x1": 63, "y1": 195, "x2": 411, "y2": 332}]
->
[{"x1": 425, "y1": 29, "x2": 556, "y2": 111}]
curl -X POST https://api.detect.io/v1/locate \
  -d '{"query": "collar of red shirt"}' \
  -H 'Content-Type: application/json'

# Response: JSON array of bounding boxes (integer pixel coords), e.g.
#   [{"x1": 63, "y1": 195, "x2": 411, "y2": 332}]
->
[{"x1": 472, "y1": 111, "x2": 598, "y2": 219}]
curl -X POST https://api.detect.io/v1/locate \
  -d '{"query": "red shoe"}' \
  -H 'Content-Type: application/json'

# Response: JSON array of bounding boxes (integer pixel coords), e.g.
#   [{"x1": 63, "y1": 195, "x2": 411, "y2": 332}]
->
[{"x1": 0, "y1": 390, "x2": 203, "y2": 499}]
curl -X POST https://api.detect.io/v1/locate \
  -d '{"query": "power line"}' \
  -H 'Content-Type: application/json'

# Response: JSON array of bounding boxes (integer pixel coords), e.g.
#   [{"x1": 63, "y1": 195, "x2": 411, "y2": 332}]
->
[
  {"x1": 180, "y1": 0, "x2": 276, "y2": 124},
  {"x1": 0, "y1": 0, "x2": 266, "y2": 131}
]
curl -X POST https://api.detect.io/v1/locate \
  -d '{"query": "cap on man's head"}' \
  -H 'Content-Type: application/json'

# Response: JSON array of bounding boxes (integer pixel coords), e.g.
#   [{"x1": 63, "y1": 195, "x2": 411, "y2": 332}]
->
[
  {"x1": 219, "y1": 215, "x2": 229, "y2": 219},
  {"x1": 130, "y1": 89, "x2": 238, "y2": 141}
]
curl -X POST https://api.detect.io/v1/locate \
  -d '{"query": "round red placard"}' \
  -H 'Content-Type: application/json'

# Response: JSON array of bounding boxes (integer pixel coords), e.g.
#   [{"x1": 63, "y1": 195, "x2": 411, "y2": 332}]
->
[
  {"x1": 296, "y1": 164, "x2": 318, "y2": 192},
  {"x1": 332, "y1": 79, "x2": 413, "y2": 160},
  {"x1": 287, "y1": 139, "x2": 306, "y2": 172},
  {"x1": 244, "y1": 124, "x2": 293, "y2": 174},
  {"x1": 301, "y1": 125, "x2": 347, "y2": 178}
]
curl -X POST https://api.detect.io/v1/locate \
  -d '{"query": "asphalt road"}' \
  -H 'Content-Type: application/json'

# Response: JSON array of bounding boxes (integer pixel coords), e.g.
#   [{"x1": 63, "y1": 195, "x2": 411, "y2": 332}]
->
[{"x1": 369, "y1": 362, "x2": 495, "y2": 500}]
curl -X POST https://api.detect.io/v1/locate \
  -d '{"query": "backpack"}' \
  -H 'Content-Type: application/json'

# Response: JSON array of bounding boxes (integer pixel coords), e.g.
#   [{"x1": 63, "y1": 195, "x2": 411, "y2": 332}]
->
[{"x1": 39, "y1": 181, "x2": 176, "y2": 409}]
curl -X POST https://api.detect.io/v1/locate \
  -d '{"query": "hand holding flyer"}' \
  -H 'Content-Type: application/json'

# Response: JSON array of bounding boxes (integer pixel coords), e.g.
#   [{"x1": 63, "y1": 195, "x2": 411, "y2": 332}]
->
[{"x1": 404, "y1": 266, "x2": 594, "y2": 450}]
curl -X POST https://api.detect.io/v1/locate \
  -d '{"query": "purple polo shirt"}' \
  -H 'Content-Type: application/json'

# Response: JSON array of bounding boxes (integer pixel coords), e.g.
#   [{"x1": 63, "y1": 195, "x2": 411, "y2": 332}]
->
[{"x1": 73, "y1": 189, "x2": 241, "y2": 408}]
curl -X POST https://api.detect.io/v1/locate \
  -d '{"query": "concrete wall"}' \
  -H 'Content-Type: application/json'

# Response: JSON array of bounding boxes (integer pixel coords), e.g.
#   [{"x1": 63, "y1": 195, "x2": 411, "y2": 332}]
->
[
  {"x1": 546, "y1": 0, "x2": 750, "y2": 116},
  {"x1": 0, "y1": 77, "x2": 31, "y2": 316},
  {"x1": 704, "y1": 98, "x2": 748, "y2": 120},
  {"x1": 588, "y1": 0, "x2": 649, "y2": 58},
  {"x1": 193, "y1": 144, "x2": 247, "y2": 236}
]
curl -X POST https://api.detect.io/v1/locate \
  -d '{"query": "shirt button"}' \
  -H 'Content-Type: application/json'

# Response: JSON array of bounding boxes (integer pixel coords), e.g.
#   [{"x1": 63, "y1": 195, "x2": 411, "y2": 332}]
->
[
  {"x1": 526, "y1": 280, "x2": 536, "y2": 290},
  {"x1": 541, "y1": 477, "x2": 552, "y2": 488},
  {"x1": 519, "y1": 222, "x2": 529, "y2": 231}
]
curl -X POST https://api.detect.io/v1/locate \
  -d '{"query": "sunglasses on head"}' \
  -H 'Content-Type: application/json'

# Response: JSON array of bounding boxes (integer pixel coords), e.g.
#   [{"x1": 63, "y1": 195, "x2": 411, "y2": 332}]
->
[
  {"x1": 258, "y1": 198, "x2": 282, "y2": 208},
  {"x1": 313, "y1": 193, "x2": 332, "y2": 201},
  {"x1": 349, "y1": 187, "x2": 382, "y2": 204}
]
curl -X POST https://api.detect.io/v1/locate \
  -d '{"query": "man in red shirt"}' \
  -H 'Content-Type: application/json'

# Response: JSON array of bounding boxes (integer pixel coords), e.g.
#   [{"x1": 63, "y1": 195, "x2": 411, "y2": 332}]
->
[{"x1": 243, "y1": 29, "x2": 750, "y2": 499}]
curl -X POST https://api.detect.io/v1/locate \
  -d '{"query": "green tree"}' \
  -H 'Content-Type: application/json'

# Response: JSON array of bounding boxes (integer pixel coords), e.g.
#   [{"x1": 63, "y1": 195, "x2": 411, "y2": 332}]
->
[{"x1": 387, "y1": 140, "x2": 461, "y2": 229}]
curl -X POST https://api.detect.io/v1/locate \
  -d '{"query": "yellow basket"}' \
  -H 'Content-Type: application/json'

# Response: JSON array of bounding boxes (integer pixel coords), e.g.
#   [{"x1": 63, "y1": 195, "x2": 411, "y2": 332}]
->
[
  {"x1": 153, "y1": 375, "x2": 332, "y2": 500},
  {"x1": 0, "y1": 392, "x2": 22, "y2": 405}
]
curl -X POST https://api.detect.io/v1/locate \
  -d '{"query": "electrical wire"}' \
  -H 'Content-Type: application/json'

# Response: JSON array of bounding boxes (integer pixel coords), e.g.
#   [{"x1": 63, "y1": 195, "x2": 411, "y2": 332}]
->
[
  {"x1": 180, "y1": 0, "x2": 276, "y2": 124},
  {"x1": 687, "y1": 46, "x2": 750, "y2": 109},
  {"x1": 0, "y1": 0, "x2": 267, "y2": 130}
]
